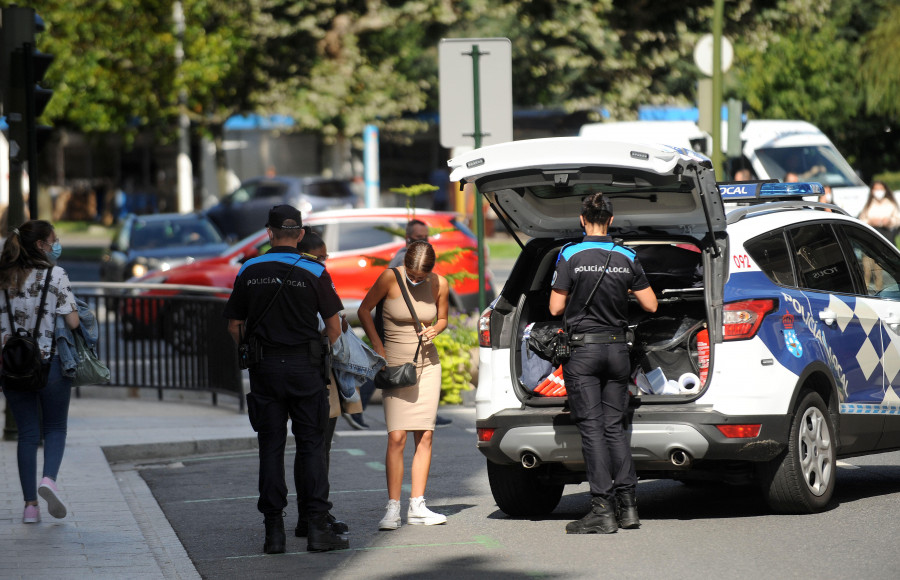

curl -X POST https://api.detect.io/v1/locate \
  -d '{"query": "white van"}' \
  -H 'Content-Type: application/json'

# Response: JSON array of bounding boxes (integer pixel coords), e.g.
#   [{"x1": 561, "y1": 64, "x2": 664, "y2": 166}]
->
[
  {"x1": 733, "y1": 120, "x2": 869, "y2": 217},
  {"x1": 579, "y1": 119, "x2": 869, "y2": 217}
]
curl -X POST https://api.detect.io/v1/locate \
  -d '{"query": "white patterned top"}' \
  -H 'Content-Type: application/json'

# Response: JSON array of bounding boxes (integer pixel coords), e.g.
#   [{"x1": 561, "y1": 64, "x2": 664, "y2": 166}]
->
[{"x1": 1, "y1": 266, "x2": 78, "y2": 360}]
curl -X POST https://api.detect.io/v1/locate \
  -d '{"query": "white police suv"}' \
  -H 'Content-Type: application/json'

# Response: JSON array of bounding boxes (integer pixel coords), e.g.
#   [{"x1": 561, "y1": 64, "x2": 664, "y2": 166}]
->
[{"x1": 449, "y1": 137, "x2": 900, "y2": 515}]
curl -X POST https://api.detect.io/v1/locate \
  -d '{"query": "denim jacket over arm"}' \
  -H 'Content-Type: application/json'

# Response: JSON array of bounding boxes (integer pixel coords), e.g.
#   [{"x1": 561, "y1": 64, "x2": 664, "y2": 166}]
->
[
  {"x1": 331, "y1": 326, "x2": 386, "y2": 398},
  {"x1": 55, "y1": 297, "x2": 99, "y2": 379}
]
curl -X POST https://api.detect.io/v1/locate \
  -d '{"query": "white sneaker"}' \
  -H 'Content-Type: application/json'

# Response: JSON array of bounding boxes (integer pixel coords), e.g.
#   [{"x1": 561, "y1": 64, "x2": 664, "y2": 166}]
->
[
  {"x1": 378, "y1": 499, "x2": 402, "y2": 530},
  {"x1": 407, "y1": 496, "x2": 447, "y2": 526}
]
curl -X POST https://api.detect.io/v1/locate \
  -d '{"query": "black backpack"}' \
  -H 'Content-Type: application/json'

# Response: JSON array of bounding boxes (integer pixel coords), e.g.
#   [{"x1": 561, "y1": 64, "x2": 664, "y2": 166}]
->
[{"x1": 2, "y1": 268, "x2": 53, "y2": 392}]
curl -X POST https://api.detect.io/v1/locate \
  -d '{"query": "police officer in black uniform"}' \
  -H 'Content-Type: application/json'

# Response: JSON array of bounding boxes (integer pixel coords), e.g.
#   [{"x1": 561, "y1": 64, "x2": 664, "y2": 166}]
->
[
  {"x1": 224, "y1": 205, "x2": 349, "y2": 553},
  {"x1": 549, "y1": 192, "x2": 658, "y2": 534}
]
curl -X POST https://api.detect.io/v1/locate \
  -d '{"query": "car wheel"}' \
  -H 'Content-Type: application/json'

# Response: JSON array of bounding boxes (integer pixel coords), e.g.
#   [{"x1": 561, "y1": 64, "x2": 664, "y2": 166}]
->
[
  {"x1": 486, "y1": 460, "x2": 564, "y2": 517},
  {"x1": 759, "y1": 390, "x2": 836, "y2": 513}
]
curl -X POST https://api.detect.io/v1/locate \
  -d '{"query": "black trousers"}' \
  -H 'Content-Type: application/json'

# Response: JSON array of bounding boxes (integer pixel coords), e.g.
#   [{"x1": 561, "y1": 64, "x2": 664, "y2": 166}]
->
[
  {"x1": 295, "y1": 416, "x2": 337, "y2": 518},
  {"x1": 246, "y1": 353, "x2": 331, "y2": 517},
  {"x1": 562, "y1": 342, "x2": 637, "y2": 501}
]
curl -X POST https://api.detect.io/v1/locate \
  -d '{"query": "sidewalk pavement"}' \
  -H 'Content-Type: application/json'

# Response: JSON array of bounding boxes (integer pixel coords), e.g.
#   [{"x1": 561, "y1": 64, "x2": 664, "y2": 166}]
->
[{"x1": 0, "y1": 391, "x2": 475, "y2": 579}]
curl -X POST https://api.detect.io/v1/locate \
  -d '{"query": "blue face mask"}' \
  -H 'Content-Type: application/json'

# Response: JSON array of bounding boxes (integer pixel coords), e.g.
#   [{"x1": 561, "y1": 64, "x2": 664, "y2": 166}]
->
[
  {"x1": 406, "y1": 275, "x2": 426, "y2": 287},
  {"x1": 47, "y1": 240, "x2": 62, "y2": 262}
]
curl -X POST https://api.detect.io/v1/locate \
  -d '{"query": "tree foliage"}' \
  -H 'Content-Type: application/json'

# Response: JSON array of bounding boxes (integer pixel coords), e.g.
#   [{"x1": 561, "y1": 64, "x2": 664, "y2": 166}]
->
[{"x1": 6, "y1": 0, "x2": 898, "y2": 180}]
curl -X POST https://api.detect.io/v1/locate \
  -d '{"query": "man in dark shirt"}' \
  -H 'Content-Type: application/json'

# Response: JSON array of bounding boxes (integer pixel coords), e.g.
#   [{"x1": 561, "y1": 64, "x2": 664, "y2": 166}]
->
[
  {"x1": 549, "y1": 192, "x2": 657, "y2": 534},
  {"x1": 224, "y1": 205, "x2": 348, "y2": 553}
]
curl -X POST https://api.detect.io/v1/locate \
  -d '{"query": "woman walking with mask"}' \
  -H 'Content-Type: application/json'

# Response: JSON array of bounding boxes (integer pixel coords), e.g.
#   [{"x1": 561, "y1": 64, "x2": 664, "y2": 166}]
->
[
  {"x1": 1, "y1": 220, "x2": 80, "y2": 523},
  {"x1": 358, "y1": 241, "x2": 450, "y2": 530},
  {"x1": 858, "y1": 181, "x2": 900, "y2": 244}
]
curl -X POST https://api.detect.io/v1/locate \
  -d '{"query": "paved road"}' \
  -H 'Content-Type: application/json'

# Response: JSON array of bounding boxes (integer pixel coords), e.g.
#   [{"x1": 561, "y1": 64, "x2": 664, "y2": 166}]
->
[{"x1": 136, "y1": 411, "x2": 900, "y2": 579}]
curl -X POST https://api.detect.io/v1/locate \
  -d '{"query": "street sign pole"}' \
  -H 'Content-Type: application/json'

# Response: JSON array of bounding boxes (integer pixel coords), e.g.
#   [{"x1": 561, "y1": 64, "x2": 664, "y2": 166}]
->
[
  {"x1": 468, "y1": 44, "x2": 487, "y2": 312},
  {"x1": 439, "y1": 37, "x2": 512, "y2": 314}
]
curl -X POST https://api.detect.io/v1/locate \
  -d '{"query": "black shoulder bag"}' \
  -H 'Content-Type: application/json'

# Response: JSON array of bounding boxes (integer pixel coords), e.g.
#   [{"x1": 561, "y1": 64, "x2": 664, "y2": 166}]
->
[
  {"x1": 2, "y1": 267, "x2": 54, "y2": 392},
  {"x1": 237, "y1": 255, "x2": 302, "y2": 369},
  {"x1": 374, "y1": 268, "x2": 424, "y2": 389}
]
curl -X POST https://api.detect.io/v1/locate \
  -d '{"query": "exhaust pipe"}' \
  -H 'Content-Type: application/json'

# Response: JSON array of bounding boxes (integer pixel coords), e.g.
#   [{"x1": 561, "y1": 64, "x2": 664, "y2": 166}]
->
[
  {"x1": 521, "y1": 452, "x2": 541, "y2": 469},
  {"x1": 669, "y1": 449, "x2": 692, "y2": 468}
]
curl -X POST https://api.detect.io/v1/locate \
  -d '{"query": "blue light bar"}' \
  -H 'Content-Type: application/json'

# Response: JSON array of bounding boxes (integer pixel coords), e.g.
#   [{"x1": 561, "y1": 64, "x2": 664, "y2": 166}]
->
[{"x1": 717, "y1": 181, "x2": 824, "y2": 201}]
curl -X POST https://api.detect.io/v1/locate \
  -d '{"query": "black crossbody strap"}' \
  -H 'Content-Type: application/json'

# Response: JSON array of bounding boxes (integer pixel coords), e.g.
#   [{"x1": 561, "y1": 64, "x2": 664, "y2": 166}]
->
[
  {"x1": 564, "y1": 247, "x2": 614, "y2": 335},
  {"x1": 4, "y1": 266, "x2": 55, "y2": 357},
  {"x1": 243, "y1": 254, "x2": 303, "y2": 340},
  {"x1": 391, "y1": 268, "x2": 423, "y2": 363}
]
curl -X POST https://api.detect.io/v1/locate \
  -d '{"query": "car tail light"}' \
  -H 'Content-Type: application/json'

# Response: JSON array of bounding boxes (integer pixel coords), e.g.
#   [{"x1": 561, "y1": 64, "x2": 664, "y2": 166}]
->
[
  {"x1": 696, "y1": 328, "x2": 709, "y2": 385},
  {"x1": 723, "y1": 299, "x2": 777, "y2": 340},
  {"x1": 716, "y1": 424, "x2": 762, "y2": 438},
  {"x1": 477, "y1": 428, "x2": 495, "y2": 442},
  {"x1": 478, "y1": 306, "x2": 493, "y2": 347}
]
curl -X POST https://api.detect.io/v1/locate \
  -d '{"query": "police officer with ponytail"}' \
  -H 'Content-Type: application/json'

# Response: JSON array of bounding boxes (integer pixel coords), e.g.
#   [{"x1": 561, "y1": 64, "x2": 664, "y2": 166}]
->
[{"x1": 549, "y1": 192, "x2": 658, "y2": 534}]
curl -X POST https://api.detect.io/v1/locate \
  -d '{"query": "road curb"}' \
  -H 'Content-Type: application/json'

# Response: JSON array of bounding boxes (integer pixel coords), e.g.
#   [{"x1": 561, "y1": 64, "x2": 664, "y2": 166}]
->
[{"x1": 103, "y1": 436, "x2": 260, "y2": 463}]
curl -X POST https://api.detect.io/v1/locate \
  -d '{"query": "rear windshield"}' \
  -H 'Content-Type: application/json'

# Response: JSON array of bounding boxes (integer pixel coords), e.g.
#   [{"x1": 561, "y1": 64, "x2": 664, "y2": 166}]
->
[{"x1": 528, "y1": 180, "x2": 692, "y2": 199}]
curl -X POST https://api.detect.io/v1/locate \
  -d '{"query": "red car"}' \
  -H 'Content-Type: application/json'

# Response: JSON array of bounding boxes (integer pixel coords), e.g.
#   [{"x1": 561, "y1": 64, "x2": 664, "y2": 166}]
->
[{"x1": 132, "y1": 208, "x2": 495, "y2": 315}]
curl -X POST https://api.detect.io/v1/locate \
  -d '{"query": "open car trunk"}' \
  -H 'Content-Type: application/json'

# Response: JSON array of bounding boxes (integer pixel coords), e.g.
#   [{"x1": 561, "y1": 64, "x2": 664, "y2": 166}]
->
[{"x1": 512, "y1": 238, "x2": 711, "y2": 404}]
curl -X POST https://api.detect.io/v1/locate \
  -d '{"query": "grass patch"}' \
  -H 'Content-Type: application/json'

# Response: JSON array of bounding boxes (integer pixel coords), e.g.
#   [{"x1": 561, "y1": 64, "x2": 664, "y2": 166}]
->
[{"x1": 487, "y1": 238, "x2": 523, "y2": 260}]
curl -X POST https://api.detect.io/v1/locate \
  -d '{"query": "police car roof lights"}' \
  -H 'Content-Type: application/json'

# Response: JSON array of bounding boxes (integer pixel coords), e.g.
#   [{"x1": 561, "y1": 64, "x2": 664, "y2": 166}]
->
[{"x1": 717, "y1": 180, "x2": 824, "y2": 201}]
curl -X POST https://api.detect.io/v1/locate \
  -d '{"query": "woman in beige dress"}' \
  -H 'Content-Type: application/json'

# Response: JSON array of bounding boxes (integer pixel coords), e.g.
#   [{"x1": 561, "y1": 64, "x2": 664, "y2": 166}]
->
[{"x1": 358, "y1": 241, "x2": 450, "y2": 530}]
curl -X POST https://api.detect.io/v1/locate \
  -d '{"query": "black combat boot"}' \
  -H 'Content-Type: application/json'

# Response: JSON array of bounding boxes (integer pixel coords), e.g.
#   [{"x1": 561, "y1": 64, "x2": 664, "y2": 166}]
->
[
  {"x1": 263, "y1": 513, "x2": 286, "y2": 554},
  {"x1": 565, "y1": 497, "x2": 618, "y2": 534},
  {"x1": 295, "y1": 512, "x2": 349, "y2": 537},
  {"x1": 614, "y1": 488, "x2": 640, "y2": 529},
  {"x1": 307, "y1": 514, "x2": 350, "y2": 552}
]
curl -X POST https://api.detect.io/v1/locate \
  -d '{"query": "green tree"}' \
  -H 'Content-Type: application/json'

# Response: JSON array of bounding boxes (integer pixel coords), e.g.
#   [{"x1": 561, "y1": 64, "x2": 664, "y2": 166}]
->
[
  {"x1": 860, "y1": 1, "x2": 900, "y2": 120},
  {"x1": 32, "y1": 0, "x2": 177, "y2": 137}
]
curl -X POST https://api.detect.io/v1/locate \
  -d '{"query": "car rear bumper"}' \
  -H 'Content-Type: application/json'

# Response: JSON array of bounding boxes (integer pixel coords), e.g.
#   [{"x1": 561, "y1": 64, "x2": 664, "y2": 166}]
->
[{"x1": 475, "y1": 406, "x2": 791, "y2": 470}]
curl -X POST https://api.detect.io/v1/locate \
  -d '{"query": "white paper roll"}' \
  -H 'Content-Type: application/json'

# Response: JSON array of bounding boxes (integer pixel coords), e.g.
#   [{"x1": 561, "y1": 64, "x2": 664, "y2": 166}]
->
[{"x1": 678, "y1": 373, "x2": 702, "y2": 394}]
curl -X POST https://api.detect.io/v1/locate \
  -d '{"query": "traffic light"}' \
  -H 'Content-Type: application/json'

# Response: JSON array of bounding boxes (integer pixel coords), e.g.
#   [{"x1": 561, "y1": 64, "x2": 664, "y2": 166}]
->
[{"x1": 1, "y1": 5, "x2": 55, "y2": 222}]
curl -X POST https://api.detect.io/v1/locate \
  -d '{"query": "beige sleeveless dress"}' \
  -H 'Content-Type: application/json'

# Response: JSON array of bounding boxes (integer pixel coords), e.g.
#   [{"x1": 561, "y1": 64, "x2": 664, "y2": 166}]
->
[{"x1": 382, "y1": 267, "x2": 442, "y2": 432}]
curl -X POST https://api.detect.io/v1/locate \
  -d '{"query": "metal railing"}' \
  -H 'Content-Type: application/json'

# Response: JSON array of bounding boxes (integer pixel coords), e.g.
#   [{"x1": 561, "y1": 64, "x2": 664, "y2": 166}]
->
[{"x1": 71, "y1": 282, "x2": 244, "y2": 410}]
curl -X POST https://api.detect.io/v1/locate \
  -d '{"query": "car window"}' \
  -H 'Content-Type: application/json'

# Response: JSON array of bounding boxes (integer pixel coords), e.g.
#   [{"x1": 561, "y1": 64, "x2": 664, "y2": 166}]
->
[
  {"x1": 755, "y1": 145, "x2": 864, "y2": 188},
  {"x1": 788, "y1": 223, "x2": 855, "y2": 293},
  {"x1": 230, "y1": 185, "x2": 254, "y2": 203},
  {"x1": 745, "y1": 230, "x2": 796, "y2": 286},
  {"x1": 304, "y1": 181, "x2": 353, "y2": 198},
  {"x1": 841, "y1": 225, "x2": 900, "y2": 299},
  {"x1": 130, "y1": 218, "x2": 223, "y2": 250},
  {"x1": 251, "y1": 183, "x2": 287, "y2": 200},
  {"x1": 335, "y1": 222, "x2": 397, "y2": 252}
]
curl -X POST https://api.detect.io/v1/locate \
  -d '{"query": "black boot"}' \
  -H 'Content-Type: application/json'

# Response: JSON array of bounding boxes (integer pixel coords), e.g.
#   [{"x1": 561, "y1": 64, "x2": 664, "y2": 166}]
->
[
  {"x1": 307, "y1": 514, "x2": 350, "y2": 552},
  {"x1": 263, "y1": 513, "x2": 286, "y2": 554},
  {"x1": 566, "y1": 497, "x2": 618, "y2": 534},
  {"x1": 295, "y1": 512, "x2": 349, "y2": 537},
  {"x1": 615, "y1": 488, "x2": 640, "y2": 529}
]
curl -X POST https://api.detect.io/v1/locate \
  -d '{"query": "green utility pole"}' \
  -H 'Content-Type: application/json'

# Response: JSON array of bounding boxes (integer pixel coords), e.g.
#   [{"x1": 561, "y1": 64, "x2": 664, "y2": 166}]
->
[
  {"x1": 466, "y1": 44, "x2": 487, "y2": 313},
  {"x1": 711, "y1": 0, "x2": 724, "y2": 178}
]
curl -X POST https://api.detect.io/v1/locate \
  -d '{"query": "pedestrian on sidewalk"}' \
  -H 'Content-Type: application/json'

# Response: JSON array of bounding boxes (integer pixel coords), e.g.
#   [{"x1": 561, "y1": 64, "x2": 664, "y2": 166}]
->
[
  {"x1": 0, "y1": 220, "x2": 80, "y2": 524},
  {"x1": 292, "y1": 227, "x2": 359, "y2": 539},
  {"x1": 388, "y1": 221, "x2": 452, "y2": 428},
  {"x1": 359, "y1": 241, "x2": 450, "y2": 530},
  {"x1": 224, "y1": 206, "x2": 349, "y2": 554}
]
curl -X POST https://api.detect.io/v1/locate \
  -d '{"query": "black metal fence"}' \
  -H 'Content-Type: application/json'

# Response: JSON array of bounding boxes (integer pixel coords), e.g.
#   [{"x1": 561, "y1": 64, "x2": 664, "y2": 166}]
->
[{"x1": 71, "y1": 283, "x2": 244, "y2": 410}]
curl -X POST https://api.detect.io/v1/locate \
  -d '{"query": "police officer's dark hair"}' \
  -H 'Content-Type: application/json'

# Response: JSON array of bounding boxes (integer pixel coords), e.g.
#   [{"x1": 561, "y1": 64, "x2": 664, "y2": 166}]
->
[
  {"x1": 581, "y1": 192, "x2": 613, "y2": 226},
  {"x1": 297, "y1": 226, "x2": 324, "y2": 253},
  {"x1": 405, "y1": 240, "x2": 435, "y2": 273},
  {"x1": 406, "y1": 219, "x2": 428, "y2": 240}
]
